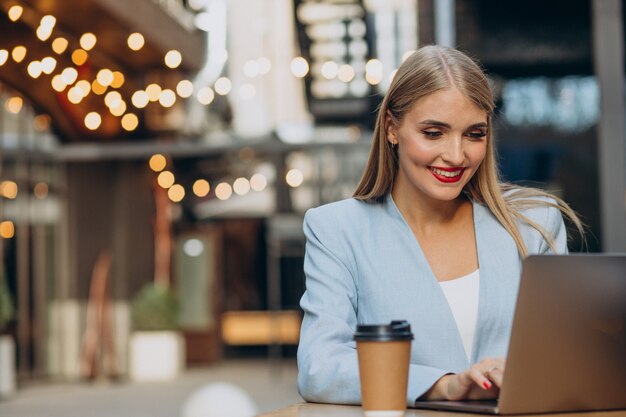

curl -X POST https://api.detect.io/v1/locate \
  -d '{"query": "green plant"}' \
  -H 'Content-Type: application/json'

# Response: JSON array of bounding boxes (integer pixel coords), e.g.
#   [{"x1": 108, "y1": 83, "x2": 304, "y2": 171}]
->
[
  {"x1": 0, "y1": 271, "x2": 15, "y2": 334},
  {"x1": 130, "y1": 283, "x2": 179, "y2": 331}
]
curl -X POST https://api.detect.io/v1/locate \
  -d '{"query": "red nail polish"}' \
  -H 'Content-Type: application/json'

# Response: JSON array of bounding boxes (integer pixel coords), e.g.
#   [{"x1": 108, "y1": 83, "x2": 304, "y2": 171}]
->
[{"x1": 483, "y1": 381, "x2": 492, "y2": 390}]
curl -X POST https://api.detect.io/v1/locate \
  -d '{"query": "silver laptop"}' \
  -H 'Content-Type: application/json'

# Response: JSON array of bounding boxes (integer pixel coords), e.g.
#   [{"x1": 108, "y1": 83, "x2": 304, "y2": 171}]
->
[{"x1": 413, "y1": 254, "x2": 626, "y2": 414}]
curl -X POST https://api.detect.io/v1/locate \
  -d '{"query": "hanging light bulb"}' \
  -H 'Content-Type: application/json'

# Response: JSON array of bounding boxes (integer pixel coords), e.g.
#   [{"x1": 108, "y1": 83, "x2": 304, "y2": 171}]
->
[
  {"x1": 176, "y1": 80, "x2": 193, "y2": 98},
  {"x1": 41, "y1": 56, "x2": 57, "y2": 74},
  {"x1": 84, "y1": 112, "x2": 102, "y2": 130},
  {"x1": 132, "y1": 90, "x2": 149, "y2": 108},
  {"x1": 61, "y1": 67, "x2": 78, "y2": 85},
  {"x1": 12, "y1": 46, "x2": 27, "y2": 63},
  {"x1": 52, "y1": 37, "x2": 69, "y2": 54},
  {"x1": 27, "y1": 61, "x2": 43, "y2": 78},
  {"x1": 71, "y1": 49, "x2": 88, "y2": 66},
  {"x1": 164, "y1": 50, "x2": 182, "y2": 69},
  {"x1": 121, "y1": 113, "x2": 139, "y2": 131},
  {"x1": 97, "y1": 69, "x2": 114, "y2": 87},
  {"x1": 80, "y1": 33, "x2": 97, "y2": 51},
  {"x1": 8, "y1": 5, "x2": 23, "y2": 21},
  {"x1": 127, "y1": 33, "x2": 145, "y2": 51}
]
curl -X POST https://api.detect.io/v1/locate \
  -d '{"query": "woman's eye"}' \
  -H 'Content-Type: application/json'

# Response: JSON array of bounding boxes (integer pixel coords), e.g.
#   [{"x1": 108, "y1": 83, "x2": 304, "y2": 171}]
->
[
  {"x1": 466, "y1": 131, "x2": 487, "y2": 139},
  {"x1": 423, "y1": 130, "x2": 442, "y2": 138}
]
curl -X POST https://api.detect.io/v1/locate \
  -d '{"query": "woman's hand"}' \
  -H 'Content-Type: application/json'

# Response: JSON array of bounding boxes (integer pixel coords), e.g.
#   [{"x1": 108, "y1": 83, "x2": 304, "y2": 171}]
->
[{"x1": 422, "y1": 358, "x2": 506, "y2": 401}]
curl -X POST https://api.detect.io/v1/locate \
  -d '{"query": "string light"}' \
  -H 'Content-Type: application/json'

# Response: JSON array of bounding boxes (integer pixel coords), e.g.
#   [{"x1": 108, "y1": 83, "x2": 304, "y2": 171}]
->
[
  {"x1": 233, "y1": 177, "x2": 251, "y2": 196},
  {"x1": 286, "y1": 169, "x2": 304, "y2": 187},
  {"x1": 149, "y1": 154, "x2": 167, "y2": 172},
  {"x1": 215, "y1": 182, "x2": 232, "y2": 200},
  {"x1": 12, "y1": 46, "x2": 27, "y2": 63},
  {"x1": 197, "y1": 87, "x2": 214, "y2": 105},
  {"x1": 132, "y1": 90, "x2": 149, "y2": 108},
  {"x1": 167, "y1": 184, "x2": 185, "y2": 202},
  {"x1": 52, "y1": 37, "x2": 68, "y2": 54},
  {"x1": 67, "y1": 87, "x2": 84, "y2": 104},
  {"x1": 91, "y1": 80, "x2": 107, "y2": 95},
  {"x1": 214, "y1": 77, "x2": 231, "y2": 95},
  {"x1": 51, "y1": 75, "x2": 67, "y2": 92},
  {"x1": 61, "y1": 67, "x2": 78, "y2": 84},
  {"x1": 365, "y1": 59, "x2": 383, "y2": 85},
  {"x1": 176, "y1": 80, "x2": 193, "y2": 98},
  {"x1": 291, "y1": 57, "x2": 309, "y2": 78},
  {"x1": 71, "y1": 49, "x2": 88, "y2": 66},
  {"x1": 41, "y1": 56, "x2": 57, "y2": 74},
  {"x1": 337, "y1": 64, "x2": 355, "y2": 83},
  {"x1": 121, "y1": 113, "x2": 139, "y2": 131},
  {"x1": 104, "y1": 91, "x2": 122, "y2": 108},
  {"x1": 192, "y1": 179, "x2": 210, "y2": 197},
  {"x1": 164, "y1": 50, "x2": 182, "y2": 69},
  {"x1": 0, "y1": 222, "x2": 15, "y2": 239},
  {"x1": 75, "y1": 80, "x2": 91, "y2": 97},
  {"x1": 84, "y1": 112, "x2": 102, "y2": 130},
  {"x1": 110, "y1": 100, "x2": 127, "y2": 117},
  {"x1": 127, "y1": 33, "x2": 145, "y2": 51},
  {"x1": 27, "y1": 61, "x2": 43, "y2": 78},
  {"x1": 159, "y1": 89, "x2": 176, "y2": 107},
  {"x1": 8, "y1": 5, "x2": 23, "y2": 21},
  {"x1": 146, "y1": 84, "x2": 162, "y2": 102},
  {"x1": 321, "y1": 61, "x2": 339, "y2": 79},
  {"x1": 157, "y1": 171, "x2": 175, "y2": 188},
  {"x1": 80, "y1": 33, "x2": 97, "y2": 51},
  {"x1": 5, "y1": 97, "x2": 23, "y2": 114},
  {"x1": 250, "y1": 173, "x2": 267, "y2": 191},
  {"x1": 36, "y1": 15, "x2": 56, "y2": 41},
  {"x1": 0, "y1": 181, "x2": 18, "y2": 199},
  {"x1": 0, "y1": 50, "x2": 8, "y2": 66},
  {"x1": 97, "y1": 69, "x2": 114, "y2": 87},
  {"x1": 111, "y1": 71, "x2": 125, "y2": 88}
]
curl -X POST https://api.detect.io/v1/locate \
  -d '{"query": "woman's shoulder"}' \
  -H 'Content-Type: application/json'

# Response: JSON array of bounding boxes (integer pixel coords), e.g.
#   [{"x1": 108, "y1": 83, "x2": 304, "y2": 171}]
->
[
  {"x1": 501, "y1": 186, "x2": 564, "y2": 231},
  {"x1": 305, "y1": 198, "x2": 379, "y2": 224}
]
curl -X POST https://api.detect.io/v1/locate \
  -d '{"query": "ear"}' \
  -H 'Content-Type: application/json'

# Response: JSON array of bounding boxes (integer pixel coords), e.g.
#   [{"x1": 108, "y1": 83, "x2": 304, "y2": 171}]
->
[{"x1": 385, "y1": 111, "x2": 398, "y2": 145}]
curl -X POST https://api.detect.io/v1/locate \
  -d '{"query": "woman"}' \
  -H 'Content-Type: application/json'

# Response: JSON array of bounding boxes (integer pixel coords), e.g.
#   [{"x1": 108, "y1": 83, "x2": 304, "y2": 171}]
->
[{"x1": 297, "y1": 45, "x2": 584, "y2": 406}]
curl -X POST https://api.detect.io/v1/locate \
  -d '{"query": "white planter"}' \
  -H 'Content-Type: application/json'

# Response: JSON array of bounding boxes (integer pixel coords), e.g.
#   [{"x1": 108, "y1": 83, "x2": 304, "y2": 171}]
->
[
  {"x1": 0, "y1": 335, "x2": 16, "y2": 398},
  {"x1": 129, "y1": 331, "x2": 185, "y2": 381}
]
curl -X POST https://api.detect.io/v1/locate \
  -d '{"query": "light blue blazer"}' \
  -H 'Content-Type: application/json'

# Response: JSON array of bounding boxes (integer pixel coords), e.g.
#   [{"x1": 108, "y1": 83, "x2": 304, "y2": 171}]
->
[{"x1": 297, "y1": 193, "x2": 567, "y2": 406}]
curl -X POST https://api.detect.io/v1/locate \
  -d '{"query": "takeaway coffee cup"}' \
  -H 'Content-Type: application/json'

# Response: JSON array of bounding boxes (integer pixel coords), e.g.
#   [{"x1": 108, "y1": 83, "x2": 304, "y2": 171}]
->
[{"x1": 354, "y1": 320, "x2": 413, "y2": 417}]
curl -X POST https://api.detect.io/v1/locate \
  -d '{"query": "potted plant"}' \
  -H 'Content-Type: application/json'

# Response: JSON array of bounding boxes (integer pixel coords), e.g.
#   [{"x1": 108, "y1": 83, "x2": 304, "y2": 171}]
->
[
  {"x1": 129, "y1": 282, "x2": 185, "y2": 381},
  {"x1": 0, "y1": 271, "x2": 15, "y2": 398}
]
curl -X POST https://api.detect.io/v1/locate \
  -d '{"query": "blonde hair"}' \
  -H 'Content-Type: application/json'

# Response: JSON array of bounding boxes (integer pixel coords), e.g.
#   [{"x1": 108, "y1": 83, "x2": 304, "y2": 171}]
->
[{"x1": 353, "y1": 45, "x2": 584, "y2": 257}]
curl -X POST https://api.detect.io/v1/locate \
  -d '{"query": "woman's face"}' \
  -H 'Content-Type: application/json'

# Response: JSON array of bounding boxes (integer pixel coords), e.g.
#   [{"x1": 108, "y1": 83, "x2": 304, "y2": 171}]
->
[{"x1": 387, "y1": 87, "x2": 488, "y2": 203}]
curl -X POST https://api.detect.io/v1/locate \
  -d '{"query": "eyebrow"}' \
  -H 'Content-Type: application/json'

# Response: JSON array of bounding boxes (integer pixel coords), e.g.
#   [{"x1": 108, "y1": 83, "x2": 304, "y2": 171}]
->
[{"x1": 418, "y1": 120, "x2": 488, "y2": 129}]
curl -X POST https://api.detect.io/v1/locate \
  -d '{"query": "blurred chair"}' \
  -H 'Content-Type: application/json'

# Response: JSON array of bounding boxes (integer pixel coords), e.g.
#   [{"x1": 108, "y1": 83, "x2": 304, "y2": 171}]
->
[{"x1": 181, "y1": 382, "x2": 258, "y2": 417}]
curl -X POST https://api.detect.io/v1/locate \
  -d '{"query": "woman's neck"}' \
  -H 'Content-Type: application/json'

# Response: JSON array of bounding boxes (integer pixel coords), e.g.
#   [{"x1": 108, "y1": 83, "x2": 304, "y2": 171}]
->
[{"x1": 391, "y1": 184, "x2": 469, "y2": 232}]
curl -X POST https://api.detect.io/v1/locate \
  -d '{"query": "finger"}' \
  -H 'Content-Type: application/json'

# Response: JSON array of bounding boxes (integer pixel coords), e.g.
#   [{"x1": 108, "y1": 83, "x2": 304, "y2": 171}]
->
[
  {"x1": 486, "y1": 367, "x2": 504, "y2": 388},
  {"x1": 469, "y1": 367, "x2": 493, "y2": 390}
]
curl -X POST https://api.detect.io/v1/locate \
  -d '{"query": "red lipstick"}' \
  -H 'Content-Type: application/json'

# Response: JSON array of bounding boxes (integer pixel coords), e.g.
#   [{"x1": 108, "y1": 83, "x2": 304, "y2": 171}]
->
[{"x1": 429, "y1": 166, "x2": 465, "y2": 183}]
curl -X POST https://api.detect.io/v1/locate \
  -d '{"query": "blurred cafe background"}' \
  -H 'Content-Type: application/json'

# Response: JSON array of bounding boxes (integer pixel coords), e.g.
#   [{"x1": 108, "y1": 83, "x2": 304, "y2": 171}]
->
[{"x1": 0, "y1": 0, "x2": 625, "y2": 415}]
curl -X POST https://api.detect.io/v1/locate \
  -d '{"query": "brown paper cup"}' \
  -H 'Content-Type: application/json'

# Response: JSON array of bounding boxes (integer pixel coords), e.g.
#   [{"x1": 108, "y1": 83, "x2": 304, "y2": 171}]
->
[{"x1": 355, "y1": 321, "x2": 412, "y2": 417}]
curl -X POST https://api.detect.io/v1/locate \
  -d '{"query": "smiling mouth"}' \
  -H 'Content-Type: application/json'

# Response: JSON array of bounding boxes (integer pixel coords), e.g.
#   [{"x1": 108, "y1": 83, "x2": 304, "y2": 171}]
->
[{"x1": 429, "y1": 166, "x2": 465, "y2": 183}]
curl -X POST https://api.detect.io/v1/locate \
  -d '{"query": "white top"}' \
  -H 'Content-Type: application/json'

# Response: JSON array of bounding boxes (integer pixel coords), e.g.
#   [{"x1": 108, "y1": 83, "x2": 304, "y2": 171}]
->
[{"x1": 439, "y1": 269, "x2": 480, "y2": 362}]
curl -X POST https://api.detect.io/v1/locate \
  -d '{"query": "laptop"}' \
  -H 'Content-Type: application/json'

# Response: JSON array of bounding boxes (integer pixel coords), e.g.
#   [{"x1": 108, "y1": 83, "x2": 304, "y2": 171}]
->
[{"x1": 413, "y1": 254, "x2": 626, "y2": 414}]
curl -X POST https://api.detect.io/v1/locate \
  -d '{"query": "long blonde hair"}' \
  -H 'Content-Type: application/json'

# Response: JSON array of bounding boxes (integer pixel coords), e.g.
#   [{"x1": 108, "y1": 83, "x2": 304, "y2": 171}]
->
[{"x1": 353, "y1": 45, "x2": 584, "y2": 257}]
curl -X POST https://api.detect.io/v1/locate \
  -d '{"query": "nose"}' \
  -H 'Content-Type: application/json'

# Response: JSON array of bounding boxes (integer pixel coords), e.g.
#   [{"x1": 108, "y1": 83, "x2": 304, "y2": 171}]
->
[{"x1": 441, "y1": 136, "x2": 465, "y2": 166}]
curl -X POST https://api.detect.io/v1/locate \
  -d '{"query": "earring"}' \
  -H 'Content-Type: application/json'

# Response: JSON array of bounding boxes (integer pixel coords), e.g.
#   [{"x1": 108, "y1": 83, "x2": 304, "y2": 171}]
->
[{"x1": 391, "y1": 141, "x2": 397, "y2": 148}]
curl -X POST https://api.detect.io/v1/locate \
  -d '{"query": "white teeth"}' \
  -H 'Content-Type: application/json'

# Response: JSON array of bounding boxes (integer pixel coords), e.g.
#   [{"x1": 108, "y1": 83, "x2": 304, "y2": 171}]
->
[{"x1": 431, "y1": 167, "x2": 462, "y2": 177}]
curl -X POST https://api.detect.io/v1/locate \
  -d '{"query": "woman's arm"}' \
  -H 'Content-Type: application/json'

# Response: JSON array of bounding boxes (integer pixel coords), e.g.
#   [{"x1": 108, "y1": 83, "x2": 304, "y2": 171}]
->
[{"x1": 297, "y1": 208, "x2": 457, "y2": 406}]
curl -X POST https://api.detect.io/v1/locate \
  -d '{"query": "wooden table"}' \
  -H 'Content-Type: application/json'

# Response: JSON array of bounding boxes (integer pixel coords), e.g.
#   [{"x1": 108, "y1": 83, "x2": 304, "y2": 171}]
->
[{"x1": 258, "y1": 403, "x2": 626, "y2": 417}]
